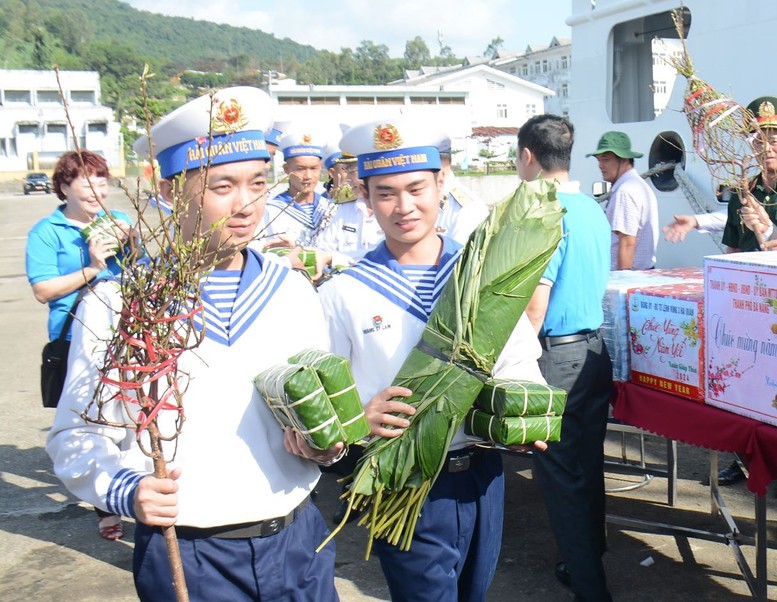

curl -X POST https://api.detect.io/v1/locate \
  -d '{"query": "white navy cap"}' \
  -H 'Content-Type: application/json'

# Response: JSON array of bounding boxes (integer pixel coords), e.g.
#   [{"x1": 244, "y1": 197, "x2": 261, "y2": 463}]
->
[
  {"x1": 264, "y1": 120, "x2": 291, "y2": 148},
  {"x1": 133, "y1": 86, "x2": 274, "y2": 179},
  {"x1": 323, "y1": 141, "x2": 342, "y2": 169},
  {"x1": 279, "y1": 125, "x2": 326, "y2": 160},
  {"x1": 339, "y1": 117, "x2": 445, "y2": 178}
]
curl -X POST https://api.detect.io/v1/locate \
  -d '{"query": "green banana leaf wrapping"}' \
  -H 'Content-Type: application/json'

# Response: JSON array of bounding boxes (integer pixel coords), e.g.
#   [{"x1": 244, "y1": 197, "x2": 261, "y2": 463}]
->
[
  {"x1": 289, "y1": 349, "x2": 370, "y2": 444},
  {"x1": 80, "y1": 213, "x2": 124, "y2": 251},
  {"x1": 476, "y1": 379, "x2": 567, "y2": 418},
  {"x1": 464, "y1": 409, "x2": 563, "y2": 445},
  {"x1": 322, "y1": 179, "x2": 564, "y2": 555},
  {"x1": 267, "y1": 247, "x2": 317, "y2": 278},
  {"x1": 253, "y1": 363, "x2": 346, "y2": 450}
]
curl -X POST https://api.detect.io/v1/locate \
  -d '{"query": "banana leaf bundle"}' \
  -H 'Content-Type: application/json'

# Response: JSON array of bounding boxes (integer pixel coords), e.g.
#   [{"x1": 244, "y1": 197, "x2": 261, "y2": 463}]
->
[
  {"x1": 320, "y1": 179, "x2": 564, "y2": 556},
  {"x1": 289, "y1": 349, "x2": 370, "y2": 444},
  {"x1": 464, "y1": 410, "x2": 562, "y2": 446},
  {"x1": 476, "y1": 379, "x2": 566, "y2": 418},
  {"x1": 80, "y1": 212, "x2": 125, "y2": 251},
  {"x1": 267, "y1": 247, "x2": 317, "y2": 279},
  {"x1": 254, "y1": 363, "x2": 346, "y2": 450}
]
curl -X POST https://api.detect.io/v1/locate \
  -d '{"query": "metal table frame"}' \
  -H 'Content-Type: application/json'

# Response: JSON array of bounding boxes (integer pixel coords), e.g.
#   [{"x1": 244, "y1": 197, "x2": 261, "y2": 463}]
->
[{"x1": 604, "y1": 428, "x2": 770, "y2": 600}]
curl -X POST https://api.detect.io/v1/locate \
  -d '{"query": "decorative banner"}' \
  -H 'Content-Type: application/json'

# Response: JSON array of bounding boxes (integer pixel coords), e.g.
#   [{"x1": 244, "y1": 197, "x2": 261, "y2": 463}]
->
[{"x1": 705, "y1": 253, "x2": 777, "y2": 426}]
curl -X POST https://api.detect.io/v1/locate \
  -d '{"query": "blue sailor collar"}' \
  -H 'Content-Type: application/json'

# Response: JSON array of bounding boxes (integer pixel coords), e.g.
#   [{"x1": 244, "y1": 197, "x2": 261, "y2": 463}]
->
[
  {"x1": 268, "y1": 191, "x2": 331, "y2": 230},
  {"x1": 194, "y1": 248, "x2": 289, "y2": 346},
  {"x1": 344, "y1": 235, "x2": 462, "y2": 322}
]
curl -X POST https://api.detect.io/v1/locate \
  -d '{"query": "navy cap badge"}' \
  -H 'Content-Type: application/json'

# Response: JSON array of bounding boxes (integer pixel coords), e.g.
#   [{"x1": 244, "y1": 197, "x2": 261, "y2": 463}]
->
[
  {"x1": 374, "y1": 124, "x2": 402, "y2": 150},
  {"x1": 759, "y1": 100, "x2": 776, "y2": 119},
  {"x1": 211, "y1": 98, "x2": 247, "y2": 133}
]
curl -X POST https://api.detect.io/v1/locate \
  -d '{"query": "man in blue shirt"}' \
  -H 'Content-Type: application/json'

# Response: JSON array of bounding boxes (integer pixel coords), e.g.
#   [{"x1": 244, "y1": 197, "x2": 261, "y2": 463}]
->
[{"x1": 520, "y1": 114, "x2": 614, "y2": 602}]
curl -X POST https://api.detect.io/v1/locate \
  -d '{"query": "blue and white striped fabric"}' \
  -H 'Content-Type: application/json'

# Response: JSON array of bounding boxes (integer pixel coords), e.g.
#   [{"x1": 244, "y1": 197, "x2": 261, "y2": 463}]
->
[
  {"x1": 106, "y1": 468, "x2": 144, "y2": 518},
  {"x1": 267, "y1": 191, "x2": 330, "y2": 230},
  {"x1": 402, "y1": 266, "x2": 438, "y2": 316},
  {"x1": 193, "y1": 249, "x2": 289, "y2": 346},
  {"x1": 343, "y1": 235, "x2": 461, "y2": 322}
]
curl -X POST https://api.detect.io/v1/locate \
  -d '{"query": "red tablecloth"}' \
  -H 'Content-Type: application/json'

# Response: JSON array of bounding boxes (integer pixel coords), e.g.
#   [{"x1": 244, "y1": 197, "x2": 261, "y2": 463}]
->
[{"x1": 612, "y1": 381, "x2": 777, "y2": 496}]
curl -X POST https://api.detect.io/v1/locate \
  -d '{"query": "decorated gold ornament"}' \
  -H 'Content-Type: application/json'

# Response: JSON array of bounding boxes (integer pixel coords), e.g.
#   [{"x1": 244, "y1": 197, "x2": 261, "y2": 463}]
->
[{"x1": 373, "y1": 124, "x2": 402, "y2": 150}]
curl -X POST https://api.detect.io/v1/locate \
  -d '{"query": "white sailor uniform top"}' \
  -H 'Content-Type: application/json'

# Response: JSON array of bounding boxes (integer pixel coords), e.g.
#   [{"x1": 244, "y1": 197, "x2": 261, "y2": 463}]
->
[
  {"x1": 317, "y1": 235, "x2": 544, "y2": 451},
  {"x1": 261, "y1": 191, "x2": 337, "y2": 247},
  {"x1": 46, "y1": 249, "x2": 328, "y2": 528},
  {"x1": 317, "y1": 198, "x2": 384, "y2": 267},
  {"x1": 436, "y1": 177, "x2": 489, "y2": 244}
]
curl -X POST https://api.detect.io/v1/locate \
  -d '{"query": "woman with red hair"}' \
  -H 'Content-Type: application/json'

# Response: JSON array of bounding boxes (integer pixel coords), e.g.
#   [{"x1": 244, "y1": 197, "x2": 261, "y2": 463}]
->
[{"x1": 26, "y1": 149, "x2": 132, "y2": 540}]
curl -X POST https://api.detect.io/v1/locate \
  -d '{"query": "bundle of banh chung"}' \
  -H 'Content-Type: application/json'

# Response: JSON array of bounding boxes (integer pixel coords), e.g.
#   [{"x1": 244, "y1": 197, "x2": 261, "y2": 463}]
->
[
  {"x1": 253, "y1": 349, "x2": 369, "y2": 450},
  {"x1": 464, "y1": 379, "x2": 567, "y2": 445}
]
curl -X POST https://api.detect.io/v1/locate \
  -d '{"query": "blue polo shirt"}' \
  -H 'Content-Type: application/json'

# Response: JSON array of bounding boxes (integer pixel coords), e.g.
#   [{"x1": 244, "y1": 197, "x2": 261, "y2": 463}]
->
[
  {"x1": 26, "y1": 206, "x2": 131, "y2": 341},
  {"x1": 540, "y1": 182, "x2": 611, "y2": 337}
]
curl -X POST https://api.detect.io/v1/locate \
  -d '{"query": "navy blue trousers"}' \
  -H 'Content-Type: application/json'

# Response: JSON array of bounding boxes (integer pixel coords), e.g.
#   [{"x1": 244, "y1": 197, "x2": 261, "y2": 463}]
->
[
  {"x1": 374, "y1": 450, "x2": 504, "y2": 602},
  {"x1": 533, "y1": 335, "x2": 613, "y2": 602},
  {"x1": 133, "y1": 502, "x2": 338, "y2": 602}
]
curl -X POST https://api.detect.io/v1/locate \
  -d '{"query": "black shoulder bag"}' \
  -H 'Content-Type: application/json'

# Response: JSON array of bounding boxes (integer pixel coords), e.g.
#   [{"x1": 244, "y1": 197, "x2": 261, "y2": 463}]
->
[{"x1": 40, "y1": 287, "x2": 87, "y2": 408}]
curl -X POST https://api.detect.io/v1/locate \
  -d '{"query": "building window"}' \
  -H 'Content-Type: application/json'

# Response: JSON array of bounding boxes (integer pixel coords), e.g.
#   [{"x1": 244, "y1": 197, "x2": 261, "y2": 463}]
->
[
  {"x1": 70, "y1": 90, "x2": 95, "y2": 103},
  {"x1": 409, "y1": 96, "x2": 437, "y2": 104},
  {"x1": 509, "y1": 66, "x2": 516, "y2": 74},
  {"x1": 561, "y1": 83, "x2": 569, "y2": 97},
  {"x1": 534, "y1": 61, "x2": 540, "y2": 74},
  {"x1": 37, "y1": 90, "x2": 62, "y2": 104},
  {"x1": 521, "y1": 64, "x2": 528, "y2": 77},
  {"x1": 486, "y1": 79, "x2": 505, "y2": 90},
  {"x1": 277, "y1": 96, "x2": 308, "y2": 105},
  {"x1": 377, "y1": 97, "x2": 405, "y2": 105},
  {"x1": 88, "y1": 122, "x2": 108, "y2": 134},
  {"x1": 4, "y1": 90, "x2": 31, "y2": 104},
  {"x1": 438, "y1": 96, "x2": 465, "y2": 105},
  {"x1": 526, "y1": 104, "x2": 537, "y2": 116},
  {"x1": 653, "y1": 80, "x2": 667, "y2": 94},
  {"x1": 542, "y1": 59, "x2": 548, "y2": 73},
  {"x1": 309, "y1": 96, "x2": 339, "y2": 105},
  {"x1": 0, "y1": 138, "x2": 17, "y2": 156},
  {"x1": 497, "y1": 104, "x2": 508, "y2": 119},
  {"x1": 345, "y1": 96, "x2": 376, "y2": 105},
  {"x1": 561, "y1": 55, "x2": 569, "y2": 69},
  {"x1": 18, "y1": 124, "x2": 39, "y2": 135}
]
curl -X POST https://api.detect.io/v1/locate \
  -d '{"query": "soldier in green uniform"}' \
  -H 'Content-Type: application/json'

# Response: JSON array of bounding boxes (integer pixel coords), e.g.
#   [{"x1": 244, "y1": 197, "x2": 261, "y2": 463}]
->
[{"x1": 721, "y1": 96, "x2": 777, "y2": 252}]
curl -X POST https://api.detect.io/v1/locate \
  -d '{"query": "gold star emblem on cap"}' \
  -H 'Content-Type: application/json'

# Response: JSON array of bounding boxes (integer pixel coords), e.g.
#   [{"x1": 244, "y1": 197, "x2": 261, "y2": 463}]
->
[
  {"x1": 302, "y1": 134, "x2": 313, "y2": 144},
  {"x1": 374, "y1": 124, "x2": 402, "y2": 150},
  {"x1": 211, "y1": 98, "x2": 248, "y2": 134}
]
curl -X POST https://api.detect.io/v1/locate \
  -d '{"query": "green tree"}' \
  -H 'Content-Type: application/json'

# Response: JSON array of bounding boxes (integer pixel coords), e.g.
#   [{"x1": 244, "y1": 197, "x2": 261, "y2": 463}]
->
[
  {"x1": 484, "y1": 36, "x2": 505, "y2": 59},
  {"x1": 403, "y1": 36, "x2": 431, "y2": 69}
]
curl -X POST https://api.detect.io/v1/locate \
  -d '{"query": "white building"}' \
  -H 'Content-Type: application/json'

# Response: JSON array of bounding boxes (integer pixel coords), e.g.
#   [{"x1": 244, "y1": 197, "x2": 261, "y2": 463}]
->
[
  {"x1": 0, "y1": 70, "x2": 123, "y2": 179},
  {"x1": 269, "y1": 64, "x2": 552, "y2": 168},
  {"x1": 491, "y1": 37, "x2": 572, "y2": 117}
]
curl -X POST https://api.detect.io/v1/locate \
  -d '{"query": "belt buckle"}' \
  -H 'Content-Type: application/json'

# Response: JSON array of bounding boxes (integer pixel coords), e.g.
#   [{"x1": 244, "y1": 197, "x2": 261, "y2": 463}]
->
[
  {"x1": 448, "y1": 455, "x2": 471, "y2": 473},
  {"x1": 260, "y1": 517, "x2": 283, "y2": 537}
]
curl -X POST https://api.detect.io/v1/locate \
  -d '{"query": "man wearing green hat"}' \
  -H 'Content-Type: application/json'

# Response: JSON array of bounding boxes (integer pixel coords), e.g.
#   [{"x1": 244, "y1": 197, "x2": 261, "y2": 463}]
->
[
  {"x1": 588, "y1": 131, "x2": 658, "y2": 270},
  {"x1": 722, "y1": 96, "x2": 777, "y2": 253}
]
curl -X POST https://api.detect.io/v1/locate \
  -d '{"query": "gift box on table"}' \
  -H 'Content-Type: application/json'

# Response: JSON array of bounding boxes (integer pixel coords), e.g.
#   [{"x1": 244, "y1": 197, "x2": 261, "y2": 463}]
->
[
  {"x1": 704, "y1": 253, "x2": 777, "y2": 426},
  {"x1": 627, "y1": 281, "x2": 705, "y2": 401},
  {"x1": 603, "y1": 270, "x2": 698, "y2": 382}
]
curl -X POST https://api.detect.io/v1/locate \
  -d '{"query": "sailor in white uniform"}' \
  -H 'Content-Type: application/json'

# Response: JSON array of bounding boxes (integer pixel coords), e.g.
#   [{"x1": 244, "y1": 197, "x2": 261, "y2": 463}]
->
[
  {"x1": 260, "y1": 127, "x2": 337, "y2": 249},
  {"x1": 318, "y1": 117, "x2": 546, "y2": 601},
  {"x1": 435, "y1": 135, "x2": 489, "y2": 244},
  {"x1": 46, "y1": 87, "x2": 341, "y2": 602},
  {"x1": 317, "y1": 140, "x2": 384, "y2": 268}
]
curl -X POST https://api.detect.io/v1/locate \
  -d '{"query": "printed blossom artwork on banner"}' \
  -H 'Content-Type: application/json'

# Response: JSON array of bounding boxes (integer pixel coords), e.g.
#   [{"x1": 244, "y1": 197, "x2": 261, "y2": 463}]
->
[
  {"x1": 680, "y1": 318, "x2": 699, "y2": 346},
  {"x1": 629, "y1": 326, "x2": 649, "y2": 356},
  {"x1": 707, "y1": 357, "x2": 747, "y2": 396}
]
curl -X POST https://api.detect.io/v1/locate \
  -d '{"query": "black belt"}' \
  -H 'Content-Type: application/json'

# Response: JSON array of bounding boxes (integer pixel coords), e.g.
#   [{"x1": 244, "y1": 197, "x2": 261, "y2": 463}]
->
[
  {"x1": 174, "y1": 496, "x2": 310, "y2": 539},
  {"x1": 444, "y1": 448, "x2": 483, "y2": 473},
  {"x1": 540, "y1": 329, "x2": 600, "y2": 351}
]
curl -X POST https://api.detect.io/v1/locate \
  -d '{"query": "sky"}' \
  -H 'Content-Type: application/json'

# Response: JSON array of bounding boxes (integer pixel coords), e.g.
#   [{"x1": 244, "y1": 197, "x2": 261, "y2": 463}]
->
[{"x1": 122, "y1": 0, "x2": 573, "y2": 58}]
